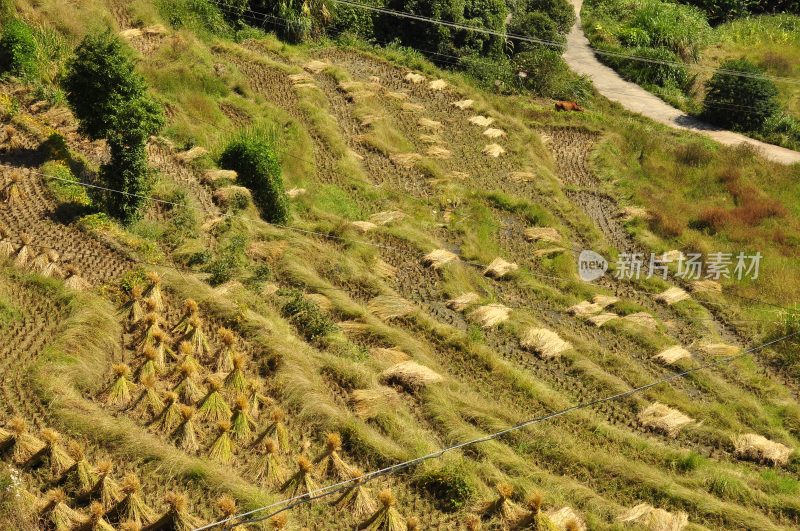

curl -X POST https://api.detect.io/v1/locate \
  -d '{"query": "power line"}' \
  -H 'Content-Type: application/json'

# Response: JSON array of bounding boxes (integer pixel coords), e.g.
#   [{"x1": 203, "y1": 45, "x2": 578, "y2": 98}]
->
[{"x1": 196, "y1": 327, "x2": 800, "y2": 530}]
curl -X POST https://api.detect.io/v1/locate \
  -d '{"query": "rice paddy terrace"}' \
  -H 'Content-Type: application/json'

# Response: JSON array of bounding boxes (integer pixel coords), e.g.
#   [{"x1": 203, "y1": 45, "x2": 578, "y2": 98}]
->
[{"x1": 0, "y1": 3, "x2": 799, "y2": 530}]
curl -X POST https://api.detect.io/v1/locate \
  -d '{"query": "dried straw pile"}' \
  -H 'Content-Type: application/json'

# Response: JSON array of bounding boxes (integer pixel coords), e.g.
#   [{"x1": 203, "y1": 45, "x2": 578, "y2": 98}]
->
[
  {"x1": 654, "y1": 287, "x2": 690, "y2": 305},
  {"x1": 638, "y1": 403, "x2": 693, "y2": 436},
  {"x1": 691, "y1": 279, "x2": 722, "y2": 293},
  {"x1": 404, "y1": 72, "x2": 425, "y2": 84},
  {"x1": 451, "y1": 99, "x2": 474, "y2": 109},
  {"x1": 350, "y1": 387, "x2": 401, "y2": 419},
  {"x1": 369, "y1": 210, "x2": 404, "y2": 226},
  {"x1": 428, "y1": 79, "x2": 448, "y2": 91},
  {"x1": 484, "y1": 257, "x2": 518, "y2": 279},
  {"x1": 368, "y1": 295, "x2": 415, "y2": 320},
  {"x1": 618, "y1": 503, "x2": 688, "y2": 531},
  {"x1": 699, "y1": 343, "x2": 740, "y2": 356},
  {"x1": 653, "y1": 346, "x2": 691, "y2": 365},
  {"x1": 520, "y1": 328, "x2": 572, "y2": 359},
  {"x1": 733, "y1": 433, "x2": 792, "y2": 466},
  {"x1": 468, "y1": 304, "x2": 511, "y2": 328},
  {"x1": 483, "y1": 128, "x2": 506, "y2": 138},
  {"x1": 350, "y1": 221, "x2": 377, "y2": 233},
  {"x1": 482, "y1": 144, "x2": 506, "y2": 157},
  {"x1": 304, "y1": 60, "x2": 329, "y2": 73},
  {"x1": 418, "y1": 118, "x2": 443, "y2": 131},
  {"x1": 422, "y1": 249, "x2": 459, "y2": 269},
  {"x1": 567, "y1": 301, "x2": 602, "y2": 316},
  {"x1": 426, "y1": 145, "x2": 451, "y2": 159},
  {"x1": 370, "y1": 347, "x2": 410, "y2": 364},
  {"x1": 381, "y1": 361, "x2": 443, "y2": 391},
  {"x1": 548, "y1": 506, "x2": 586, "y2": 530},
  {"x1": 390, "y1": 153, "x2": 423, "y2": 168},
  {"x1": 587, "y1": 312, "x2": 618, "y2": 327},
  {"x1": 592, "y1": 294, "x2": 619, "y2": 308},
  {"x1": 447, "y1": 292, "x2": 480, "y2": 311},
  {"x1": 524, "y1": 227, "x2": 561, "y2": 243},
  {"x1": 176, "y1": 146, "x2": 208, "y2": 163},
  {"x1": 623, "y1": 312, "x2": 659, "y2": 330},
  {"x1": 469, "y1": 115, "x2": 495, "y2": 127}
]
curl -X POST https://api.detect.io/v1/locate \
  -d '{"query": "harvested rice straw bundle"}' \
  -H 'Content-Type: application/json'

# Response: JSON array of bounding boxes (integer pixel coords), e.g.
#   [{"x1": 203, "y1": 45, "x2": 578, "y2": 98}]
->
[
  {"x1": 172, "y1": 299, "x2": 200, "y2": 335},
  {"x1": 40, "y1": 489, "x2": 82, "y2": 531},
  {"x1": 390, "y1": 152, "x2": 423, "y2": 168},
  {"x1": 476, "y1": 483, "x2": 524, "y2": 525},
  {"x1": 231, "y1": 396, "x2": 255, "y2": 441},
  {"x1": 350, "y1": 387, "x2": 401, "y2": 419},
  {"x1": 313, "y1": 432, "x2": 355, "y2": 481},
  {"x1": 587, "y1": 312, "x2": 618, "y2": 327},
  {"x1": 484, "y1": 257, "x2": 518, "y2": 279},
  {"x1": 547, "y1": 506, "x2": 586, "y2": 531},
  {"x1": 28, "y1": 250, "x2": 51, "y2": 274},
  {"x1": 482, "y1": 144, "x2": 506, "y2": 157},
  {"x1": 618, "y1": 503, "x2": 688, "y2": 531},
  {"x1": 638, "y1": 403, "x2": 693, "y2": 437},
  {"x1": 623, "y1": 312, "x2": 658, "y2": 330},
  {"x1": 246, "y1": 378, "x2": 270, "y2": 419},
  {"x1": 447, "y1": 292, "x2": 480, "y2": 311},
  {"x1": 216, "y1": 327, "x2": 237, "y2": 373},
  {"x1": 404, "y1": 72, "x2": 425, "y2": 84},
  {"x1": 733, "y1": 433, "x2": 792, "y2": 466},
  {"x1": 333, "y1": 467, "x2": 376, "y2": 518},
  {"x1": 426, "y1": 145, "x2": 451, "y2": 159},
  {"x1": 14, "y1": 233, "x2": 33, "y2": 266},
  {"x1": 64, "y1": 265, "x2": 90, "y2": 290},
  {"x1": 66, "y1": 441, "x2": 97, "y2": 494},
  {"x1": 468, "y1": 304, "x2": 511, "y2": 328},
  {"x1": 281, "y1": 456, "x2": 318, "y2": 498},
  {"x1": 513, "y1": 491, "x2": 559, "y2": 530},
  {"x1": 418, "y1": 117, "x2": 443, "y2": 131},
  {"x1": 176, "y1": 341, "x2": 201, "y2": 374},
  {"x1": 469, "y1": 115, "x2": 495, "y2": 127},
  {"x1": 483, "y1": 128, "x2": 506, "y2": 138},
  {"x1": 419, "y1": 133, "x2": 442, "y2": 144},
  {"x1": 691, "y1": 279, "x2": 722, "y2": 293},
  {"x1": 369, "y1": 210, "x2": 405, "y2": 226},
  {"x1": 2, "y1": 170, "x2": 24, "y2": 205},
  {"x1": 216, "y1": 495, "x2": 238, "y2": 521},
  {"x1": 150, "y1": 492, "x2": 204, "y2": 531},
  {"x1": 173, "y1": 405, "x2": 199, "y2": 453},
  {"x1": 422, "y1": 249, "x2": 459, "y2": 269},
  {"x1": 130, "y1": 374, "x2": 164, "y2": 419},
  {"x1": 253, "y1": 438, "x2": 286, "y2": 487},
  {"x1": 264, "y1": 407, "x2": 290, "y2": 452},
  {"x1": 368, "y1": 294, "x2": 415, "y2": 320},
  {"x1": 173, "y1": 362, "x2": 203, "y2": 404},
  {"x1": 699, "y1": 343, "x2": 740, "y2": 356},
  {"x1": 184, "y1": 314, "x2": 211, "y2": 358},
  {"x1": 0, "y1": 227, "x2": 16, "y2": 257},
  {"x1": 106, "y1": 364, "x2": 135, "y2": 407},
  {"x1": 224, "y1": 353, "x2": 248, "y2": 393},
  {"x1": 37, "y1": 428, "x2": 75, "y2": 477},
  {"x1": 360, "y1": 488, "x2": 406, "y2": 531},
  {"x1": 143, "y1": 296, "x2": 159, "y2": 314},
  {"x1": 121, "y1": 286, "x2": 145, "y2": 326},
  {"x1": 428, "y1": 79, "x2": 448, "y2": 90},
  {"x1": 654, "y1": 287, "x2": 690, "y2": 305},
  {"x1": 112, "y1": 473, "x2": 156, "y2": 526},
  {"x1": 451, "y1": 99, "x2": 474, "y2": 109},
  {"x1": 406, "y1": 516, "x2": 420, "y2": 530},
  {"x1": 89, "y1": 459, "x2": 122, "y2": 510},
  {"x1": 653, "y1": 346, "x2": 691, "y2": 365},
  {"x1": 208, "y1": 420, "x2": 234, "y2": 464},
  {"x1": 81, "y1": 501, "x2": 115, "y2": 531},
  {"x1": 198, "y1": 377, "x2": 231, "y2": 422},
  {"x1": 137, "y1": 312, "x2": 163, "y2": 348},
  {"x1": 153, "y1": 391, "x2": 182, "y2": 433},
  {"x1": 351, "y1": 221, "x2": 377, "y2": 233},
  {"x1": 381, "y1": 361, "x2": 444, "y2": 391},
  {"x1": 2, "y1": 416, "x2": 44, "y2": 464},
  {"x1": 142, "y1": 271, "x2": 163, "y2": 311},
  {"x1": 524, "y1": 227, "x2": 561, "y2": 243},
  {"x1": 151, "y1": 329, "x2": 171, "y2": 369},
  {"x1": 464, "y1": 514, "x2": 482, "y2": 530},
  {"x1": 137, "y1": 346, "x2": 159, "y2": 381},
  {"x1": 41, "y1": 250, "x2": 62, "y2": 277},
  {"x1": 271, "y1": 513, "x2": 289, "y2": 529},
  {"x1": 520, "y1": 328, "x2": 572, "y2": 360},
  {"x1": 566, "y1": 300, "x2": 601, "y2": 316},
  {"x1": 592, "y1": 294, "x2": 619, "y2": 308}
]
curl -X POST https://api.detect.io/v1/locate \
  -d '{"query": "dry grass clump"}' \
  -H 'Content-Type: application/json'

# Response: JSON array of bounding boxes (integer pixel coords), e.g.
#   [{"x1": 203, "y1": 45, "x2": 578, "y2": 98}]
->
[
  {"x1": 360, "y1": 488, "x2": 406, "y2": 531},
  {"x1": 653, "y1": 346, "x2": 691, "y2": 365},
  {"x1": 351, "y1": 221, "x2": 378, "y2": 233},
  {"x1": 567, "y1": 301, "x2": 602, "y2": 316},
  {"x1": 509, "y1": 171, "x2": 536, "y2": 183},
  {"x1": 733, "y1": 433, "x2": 792, "y2": 466},
  {"x1": 401, "y1": 102, "x2": 424, "y2": 112},
  {"x1": 483, "y1": 128, "x2": 506, "y2": 138},
  {"x1": 202, "y1": 169, "x2": 237, "y2": 184},
  {"x1": 618, "y1": 503, "x2": 688, "y2": 531},
  {"x1": 381, "y1": 361, "x2": 443, "y2": 391},
  {"x1": 287, "y1": 187, "x2": 306, "y2": 198},
  {"x1": 699, "y1": 343, "x2": 740, "y2": 356},
  {"x1": 524, "y1": 227, "x2": 560, "y2": 243},
  {"x1": 469, "y1": 115, "x2": 495, "y2": 127},
  {"x1": 390, "y1": 153, "x2": 423, "y2": 168},
  {"x1": 368, "y1": 295, "x2": 416, "y2": 320},
  {"x1": 112, "y1": 473, "x2": 156, "y2": 526},
  {"x1": 484, "y1": 258, "x2": 518, "y2": 279},
  {"x1": 281, "y1": 456, "x2": 318, "y2": 498},
  {"x1": 428, "y1": 79, "x2": 448, "y2": 91},
  {"x1": 418, "y1": 117, "x2": 443, "y2": 131},
  {"x1": 404, "y1": 72, "x2": 425, "y2": 83},
  {"x1": 369, "y1": 210, "x2": 404, "y2": 226},
  {"x1": 451, "y1": 99, "x2": 474, "y2": 109},
  {"x1": 334, "y1": 467, "x2": 376, "y2": 518},
  {"x1": 422, "y1": 249, "x2": 459, "y2": 269},
  {"x1": 40, "y1": 489, "x2": 83, "y2": 531},
  {"x1": 654, "y1": 287, "x2": 690, "y2": 305},
  {"x1": 304, "y1": 60, "x2": 329, "y2": 73},
  {"x1": 587, "y1": 312, "x2": 618, "y2": 327},
  {"x1": 691, "y1": 279, "x2": 722, "y2": 293},
  {"x1": 638, "y1": 403, "x2": 693, "y2": 436},
  {"x1": 350, "y1": 387, "x2": 401, "y2": 419},
  {"x1": 370, "y1": 347, "x2": 410, "y2": 364},
  {"x1": 547, "y1": 506, "x2": 586, "y2": 530},
  {"x1": 2, "y1": 416, "x2": 44, "y2": 463},
  {"x1": 386, "y1": 90, "x2": 409, "y2": 101},
  {"x1": 176, "y1": 146, "x2": 208, "y2": 163},
  {"x1": 447, "y1": 292, "x2": 480, "y2": 311},
  {"x1": 623, "y1": 312, "x2": 659, "y2": 330},
  {"x1": 426, "y1": 145, "x2": 451, "y2": 159},
  {"x1": 314, "y1": 432, "x2": 355, "y2": 480},
  {"x1": 469, "y1": 304, "x2": 511, "y2": 328},
  {"x1": 150, "y1": 492, "x2": 203, "y2": 531},
  {"x1": 419, "y1": 133, "x2": 442, "y2": 144},
  {"x1": 476, "y1": 483, "x2": 524, "y2": 525},
  {"x1": 482, "y1": 144, "x2": 506, "y2": 158},
  {"x1": 622, "y1": 206, "x2": 650, "y2": 221},
  {"x1": 520, "y1": 328, "x2": 572, "y2": 359}
]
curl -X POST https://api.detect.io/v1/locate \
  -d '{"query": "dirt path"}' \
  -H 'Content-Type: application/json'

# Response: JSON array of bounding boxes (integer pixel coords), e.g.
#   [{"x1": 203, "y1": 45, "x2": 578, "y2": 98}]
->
[{"x1": 563, "y1": 0, "x2": 800, "y2": 165}]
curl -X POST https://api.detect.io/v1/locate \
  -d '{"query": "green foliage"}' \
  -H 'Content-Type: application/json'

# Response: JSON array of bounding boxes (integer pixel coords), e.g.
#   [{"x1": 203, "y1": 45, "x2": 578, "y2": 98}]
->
[
  {"x1": 0, "y1": 19, "x2": 37, "y2": 79},
  {"x1": 703, "y1": 58, "x2": 779, "y2": 131},
  {"x1": 508, "y1": 11, "x2": 564, "y2": 54},
  {"x1": 250, "y1": 0, "x2": 331, "y2": 42},
  {"x1": 678, "y1": 0, "x2": 799, "y2": 24},
  {"x1": 41, "y1": 161, "x2": 91, "y2": 206},
  {"x1": 615, "y1": 46, "x2": 690, "y2": 88},
  {"x1": 329, "y1": 0, "x2": 382, "y2": 38},
  {"x1": 205, "y1": 234, "x2": 248, "y2": 285},
  {"x1": 100, "y1": 143, "x2": 153, "y2": 222},
  {"x1": 219, "y1": 130, "x2": 290, "y2": 224},
  {"x1": 512, "y1": 48, "x2": 593, "y2": 100},
  {"x1": 415, "y1": 462, "x2": 475, "y2": 512},
  {"x1": 281, "y1": 289, "x2": 338, "y2": 341},
  {"x1": 159, "y1": 0, "x2": 232, "y2": 36},
  {"x1": 458, "y1": 54, "x2": 517, "y2": 93},
  {"x1": 513, "y1": 0, "x2": 575, "y2": 34}
]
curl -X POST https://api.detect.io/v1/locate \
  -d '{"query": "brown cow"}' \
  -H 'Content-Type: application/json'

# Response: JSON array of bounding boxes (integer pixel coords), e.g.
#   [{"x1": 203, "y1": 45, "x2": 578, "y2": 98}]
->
[{"x1": 555, "y1": 100, "x2": 583, "y2": 112}]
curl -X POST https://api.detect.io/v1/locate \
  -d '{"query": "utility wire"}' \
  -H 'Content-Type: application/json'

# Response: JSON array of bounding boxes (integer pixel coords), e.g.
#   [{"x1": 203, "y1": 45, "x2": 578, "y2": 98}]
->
[{"x1": 196, "y1": 327, "x2": 800, "y2": 530}]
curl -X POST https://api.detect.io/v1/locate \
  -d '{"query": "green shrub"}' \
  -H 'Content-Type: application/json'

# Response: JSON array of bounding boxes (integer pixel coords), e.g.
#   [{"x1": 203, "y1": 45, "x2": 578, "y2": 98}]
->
[
  {"x1": 702, "y1": 58, "x2": 779, "y2": 132},
  {"x1": 281, "y1": 289, "x2": 338, "y2": 341},
  {"x1": 628, "y1": 0, "x2": 711, "y2": 61},
  {"x1": 513, "y1": 0, "x2": 575, "y2": 34},
  {"x1": 329, "y1": 0, "x2": 381, "y2": 39},
  {"x1": 219, "y1": 130, "x2": 290, "y2": 224},
  {"x1": 159, "y1": 0, "x2": 232, "y2": 36},
  {"x1": 508, "y1": 11, "x2": 565, "y2": 54},
  {"x1": 616, "y1": 46, "x2": 690, "y2": 88},
  {"x1": 459, "y1": 54, "x2": 518, "y2": 93},
  {"x1": 0, "y1": 19, "x2": 37, "y2": 79},
  {"x1": 205, "y1": 234, "x2": 248, "y2": 285},
  {"x1": 415, "y1": 462, "x2": 475, "y2": 512},
  {"x1": 41, "y1": 161, "x2": 91, "y2": 206}
]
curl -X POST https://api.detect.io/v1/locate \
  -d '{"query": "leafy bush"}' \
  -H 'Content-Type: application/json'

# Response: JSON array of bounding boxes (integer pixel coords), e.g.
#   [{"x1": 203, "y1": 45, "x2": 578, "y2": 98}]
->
[
  {"x1": 512, "y1": 49, "x2": 593, "y2": 100},
  {"x1": 508, "y1": 11, "x2": 564, "y2": 54},
  {"x1": 679, "y1": 0, "x2": 798, "y2": 24},
  {"x1": 628, "y1": 0, "x2": 711, "y2": 60},
  {"x1": 41, "y1": 161, "x2": 91, "y2": 206},
  {"x1": 458, "y1": 54, "x2": 518, "y2": 93},
  {"x1": 702, "y1": 58, "x2": 779, "y2": 131},
  {"x1": 415, "y1": 462, "x2": 475, "y2": 512},
  {"x1": 281, "y1": 290, "x2": 338, "y2": 341},
  {"x1": 250, "y1": 0, "x2": 330, "y2": 42},
  {"x1": 615, "y1": 46, "x2": 690, "y2": 88},
  {"x1": 329, "y1": 0, "x2": 382, "y2": 39},
  {"x1": 514, "y1": 0, "x2": 575, "y2": 34},
  {"x1": 0, "y1": 19, "x2": 37, "y2": 79},
  {"x1": 205, "y1": 234, "x2": 248, "y2": 285},
  {"x1": 219, "y1": 130, "x2": 290, "y2": 224}
]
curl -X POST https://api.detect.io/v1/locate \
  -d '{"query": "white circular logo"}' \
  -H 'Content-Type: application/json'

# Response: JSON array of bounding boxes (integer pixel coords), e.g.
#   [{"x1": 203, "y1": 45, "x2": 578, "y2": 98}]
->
[{"x1": 578, "y1": 250, "x2": 608, "y2": 282}]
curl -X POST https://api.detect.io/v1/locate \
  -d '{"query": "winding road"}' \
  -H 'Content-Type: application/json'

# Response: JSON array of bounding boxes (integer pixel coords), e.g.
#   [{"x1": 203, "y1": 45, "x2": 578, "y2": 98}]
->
[{"x1": 563, "y1": 0, "x2": 800, "y2": 165}]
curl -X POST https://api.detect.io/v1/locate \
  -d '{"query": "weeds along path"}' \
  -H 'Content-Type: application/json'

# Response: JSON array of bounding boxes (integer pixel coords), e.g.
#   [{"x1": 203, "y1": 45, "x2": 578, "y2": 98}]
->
[{"x1": 0, "y1": 278, "x2": 66, "y2": 427}]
